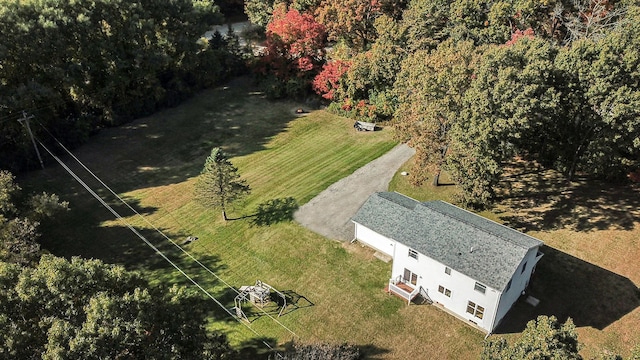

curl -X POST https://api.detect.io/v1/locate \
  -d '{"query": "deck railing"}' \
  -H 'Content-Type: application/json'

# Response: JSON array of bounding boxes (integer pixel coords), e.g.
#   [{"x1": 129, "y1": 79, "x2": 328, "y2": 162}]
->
[{"x1": 388, "y1": 276, "x2": 421, "y2": 305}]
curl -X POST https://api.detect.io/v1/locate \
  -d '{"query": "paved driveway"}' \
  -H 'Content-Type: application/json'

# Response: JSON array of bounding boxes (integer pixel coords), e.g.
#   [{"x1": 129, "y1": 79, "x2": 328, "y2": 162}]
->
[{"x1": 294, "y1": 144, "x2": 415, "y2": 241}]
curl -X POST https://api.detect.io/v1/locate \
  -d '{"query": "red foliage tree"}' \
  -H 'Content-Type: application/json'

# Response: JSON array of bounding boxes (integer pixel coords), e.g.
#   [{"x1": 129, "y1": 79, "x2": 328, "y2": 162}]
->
[
  {"x1": 259, "y1": 4, "x2": 327, "y2": 80},
  {"x1": 312, "y1": 60, "x2": 351, "y2": 99},
  {"x1": 505, "y1": 28, "x2": 535, "y2": 46}
]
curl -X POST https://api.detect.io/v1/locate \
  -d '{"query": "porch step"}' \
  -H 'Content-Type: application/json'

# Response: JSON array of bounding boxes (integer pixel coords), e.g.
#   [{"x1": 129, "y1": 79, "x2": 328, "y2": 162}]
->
[
  {"x1": 411, "y1": 294, "x2": 433, "y2": 305},
  {"x1": 373, "y1": 251, "x2": 392, "y2": 263},
  {"x1": 525, "y1": 295, "x2": 540, "y2": 307}
]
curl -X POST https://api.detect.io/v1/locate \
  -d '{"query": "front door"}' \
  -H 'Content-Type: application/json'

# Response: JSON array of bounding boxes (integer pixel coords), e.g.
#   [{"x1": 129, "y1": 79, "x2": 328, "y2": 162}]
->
[{"x1": 403, "y1": 268, "x2": 418, "y2": 286}]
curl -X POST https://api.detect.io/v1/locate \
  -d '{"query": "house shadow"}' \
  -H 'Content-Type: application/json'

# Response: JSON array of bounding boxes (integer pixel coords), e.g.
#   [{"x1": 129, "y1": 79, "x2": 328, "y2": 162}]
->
[
  {"x1": 496, "y1": 161, "x2": 640, "y2": 232},
  {"x1": 494, "y1": 245, "x2": 640, "y2": 334}
]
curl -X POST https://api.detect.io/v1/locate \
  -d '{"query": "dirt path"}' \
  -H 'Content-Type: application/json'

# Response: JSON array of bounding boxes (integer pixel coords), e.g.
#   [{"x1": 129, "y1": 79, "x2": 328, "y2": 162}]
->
[{"x1": 294, "y1": 143, "x2": 415, "y2": 241}]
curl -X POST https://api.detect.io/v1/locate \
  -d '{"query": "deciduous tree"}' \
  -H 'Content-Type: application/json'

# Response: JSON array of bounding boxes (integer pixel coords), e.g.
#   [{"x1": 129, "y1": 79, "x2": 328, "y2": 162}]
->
[
  {"x1": 332, "y1": 15, "x2": 405, "y2": 121},
  {"x1": 448, "y1": 37, "x2": 558, "y2": 206},
  {"x1": 0, "y1": 255, "x2": 236, "y2": 359},
  {"x1": 553, "y1": 13, "x2": 640, "y2": 180},
  {"x1": 256, "y1": 4, "x2": 327, "y2": 97},
  {"x1": 401, "y1": 0, "x2": 451, "y2": 52},
  {"x1": 482, "y1": 316, "x2": 581, "y2": 359},
  {"x1": 0, "y1": 170, "x2": 68, "y2": 266},
  {"x1": 245, "y1": 0, "x2": 278, "y2": 27},
  {"x1": 315, "y1": 0, "x2": 383, "y2": 51},
  {"x1": 312, "y1": 60, "x2": 351, "y2": 100},
  {"x1": 394, "y1": 40, "x2": 476, "y2": 186}
]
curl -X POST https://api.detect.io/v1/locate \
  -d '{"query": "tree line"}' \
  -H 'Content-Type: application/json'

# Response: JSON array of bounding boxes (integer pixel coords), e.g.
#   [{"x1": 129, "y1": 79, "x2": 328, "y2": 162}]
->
[
  {"x1": 250, "y1": 0, "x2": 640, "y2": 207},
  {"x1": 0, "y1": 0, "x2": 246, "y2": 173},
  {"x1": 0, "y1": 168, "x2": 362, "y2": 358}
]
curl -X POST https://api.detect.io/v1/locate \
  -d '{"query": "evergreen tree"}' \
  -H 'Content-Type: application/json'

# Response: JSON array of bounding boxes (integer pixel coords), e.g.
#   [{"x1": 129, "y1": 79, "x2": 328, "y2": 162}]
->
[{"x1": 194, "y1": 148, "x2": 250, "y2": 221}]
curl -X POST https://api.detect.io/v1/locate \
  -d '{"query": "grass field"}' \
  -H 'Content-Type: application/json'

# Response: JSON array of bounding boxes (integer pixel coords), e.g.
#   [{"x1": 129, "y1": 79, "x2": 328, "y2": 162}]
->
[
  {"x1": 23, "y1": 77, "x2": 639, "y2": 359},
  {"x1": 389, "y1": 160, "x2": 640, "y2": 359}
]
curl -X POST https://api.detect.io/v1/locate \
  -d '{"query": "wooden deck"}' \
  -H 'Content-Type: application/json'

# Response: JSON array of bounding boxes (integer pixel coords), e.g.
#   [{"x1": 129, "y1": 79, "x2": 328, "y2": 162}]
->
[
  {"x1": 385, "y1": 281, "x2": 418, "y2": 304},
  {"x1": 394, "y1": 282, "x2": 415, "y2": 293}
]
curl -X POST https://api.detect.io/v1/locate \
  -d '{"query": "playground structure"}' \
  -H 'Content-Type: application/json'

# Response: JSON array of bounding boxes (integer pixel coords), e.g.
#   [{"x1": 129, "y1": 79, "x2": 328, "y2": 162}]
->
[{"x1": 232, "y1": 280, "x2": 288, "y2": 322}]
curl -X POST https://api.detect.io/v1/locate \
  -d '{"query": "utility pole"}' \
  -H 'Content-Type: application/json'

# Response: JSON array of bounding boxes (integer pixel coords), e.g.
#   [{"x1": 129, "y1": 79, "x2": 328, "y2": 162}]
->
[{"x1": 18, "y1": 111, "x2": 45, "y2": 169}]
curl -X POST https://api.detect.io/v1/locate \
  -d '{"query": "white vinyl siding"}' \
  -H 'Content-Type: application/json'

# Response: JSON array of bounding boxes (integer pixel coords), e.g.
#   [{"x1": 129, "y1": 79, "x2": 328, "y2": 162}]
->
[{"x1": 353, "y1": 223, "x2": 395, "y2": 256}]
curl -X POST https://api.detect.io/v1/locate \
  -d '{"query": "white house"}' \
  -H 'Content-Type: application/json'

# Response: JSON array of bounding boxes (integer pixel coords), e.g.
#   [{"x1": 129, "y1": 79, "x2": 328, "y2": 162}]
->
[{"x1": 351, "y1": 192, "x2": 544, "y2": 333}]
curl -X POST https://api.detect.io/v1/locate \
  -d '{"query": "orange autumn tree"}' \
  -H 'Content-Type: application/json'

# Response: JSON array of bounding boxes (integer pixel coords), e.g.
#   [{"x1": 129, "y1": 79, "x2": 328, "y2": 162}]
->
[{"x1": 256, "y1": 4, "x2": 327, "y2": 97}]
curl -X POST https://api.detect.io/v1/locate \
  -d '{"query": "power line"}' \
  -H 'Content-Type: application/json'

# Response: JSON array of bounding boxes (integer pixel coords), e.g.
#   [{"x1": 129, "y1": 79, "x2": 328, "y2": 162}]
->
[
  {"x1": 36, "y1": 123, "x2": 299, "y2": 338},
  {"x1": 33, "y1": 137, "x2": 281, "y2": 356},
  {"x1": 18, "y1": 112, "x2": 44, "y2": 169}
]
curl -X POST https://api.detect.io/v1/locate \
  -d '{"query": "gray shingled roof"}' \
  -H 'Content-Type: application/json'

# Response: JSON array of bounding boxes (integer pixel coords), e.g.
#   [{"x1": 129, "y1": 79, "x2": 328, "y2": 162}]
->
[{"x1": 352, "y1": 192, "x2": 543, "y2": 291}]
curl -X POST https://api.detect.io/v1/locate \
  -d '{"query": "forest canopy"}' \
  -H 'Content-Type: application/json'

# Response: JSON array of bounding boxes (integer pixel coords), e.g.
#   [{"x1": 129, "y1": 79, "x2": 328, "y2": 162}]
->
[
  {"x1": 252, "y1": 0, "x2": 640, "y2": 207},
  {"x1": 0, "y1": 0, "x2": 245, "y2": 172}
]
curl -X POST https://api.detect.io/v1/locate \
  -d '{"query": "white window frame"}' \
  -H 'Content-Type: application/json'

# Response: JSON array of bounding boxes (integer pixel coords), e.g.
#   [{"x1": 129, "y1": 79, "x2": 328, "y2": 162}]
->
[
  {"x1": 438, "y1": 285, "x2": 452, "y2": 297},
  {"x1": 445, "y1": 266, "x2": 451, "y2": 275},
  {"x1": 474, "y1": 282, "x2": 486, "y2": 294},
  {"x1": 466, "y1": 301, "x2": 485, "y2": 319},
  {"x1": 408, "y1": 248, "x2": 418, "y2": 260}
]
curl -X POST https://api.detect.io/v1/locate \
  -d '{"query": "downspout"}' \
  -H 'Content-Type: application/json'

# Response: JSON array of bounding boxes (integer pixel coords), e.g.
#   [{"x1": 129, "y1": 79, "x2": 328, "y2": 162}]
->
[
  {"x1": 351, "y1": 221, "x2": 358, "y2": 243},
  {"x1": 487, "y1": 288, "x2": 503, "y2": 339}
]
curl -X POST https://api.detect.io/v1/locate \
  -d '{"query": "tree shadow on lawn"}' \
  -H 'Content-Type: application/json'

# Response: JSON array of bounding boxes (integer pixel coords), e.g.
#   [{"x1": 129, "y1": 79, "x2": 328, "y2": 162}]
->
[
  {"x1": 494, "y1": 245, "x2": 640, "y2": 334},
  {"x1": 243, "y1": 197, "x2": 299, "y2": 226},
  {"x1": 39, "y1": 195, "x2": 160, "y2": 263},
  {"x1": 496, "y1": 160, "x2": 640, "y2": 232},
  {"x1": 40, "y1": 194, "x2": 229, "y2": 285},
  {"x1": 227, "y1": 197, "x2": 299, "y2": 225},
  {"x1": 275, "y1": 340, "x2": 390, "y2": 360},
  {"x1": 236, "y1": 337, "x2": 279, "y2": 360},
  {"x1": 37, "y1": 75, "x2": 300, "y2": 193},
  {"x1": 235, "y1": 338, "x2": 391, "y2": 360}
]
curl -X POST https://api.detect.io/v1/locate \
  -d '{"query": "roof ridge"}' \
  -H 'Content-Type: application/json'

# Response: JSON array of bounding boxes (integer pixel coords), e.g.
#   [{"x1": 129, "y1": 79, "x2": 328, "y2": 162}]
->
[{"x1": 420, "y1": 201, "x2": 541, "y2": 249}]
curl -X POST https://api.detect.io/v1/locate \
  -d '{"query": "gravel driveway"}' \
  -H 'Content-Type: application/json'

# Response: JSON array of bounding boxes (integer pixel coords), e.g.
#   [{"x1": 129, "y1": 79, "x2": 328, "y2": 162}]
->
[{"x1": 294, "y1": 143, "x2": 415, "y2": 241}]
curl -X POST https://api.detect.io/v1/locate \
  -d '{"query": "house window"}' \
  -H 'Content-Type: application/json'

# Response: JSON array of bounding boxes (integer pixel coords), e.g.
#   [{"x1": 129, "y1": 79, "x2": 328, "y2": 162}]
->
[
  {"x1": 403, "y1": 268, "x2": 418, "y2": 285},
  {"x1": 505, "y1": 279, "x2": 512, "y2": 292},
  {"x1": 438, "y1": 285, "x2": 452, "y2": 297},
  {"x1": 408, "y1": 249, "x2": 418, "y2": 260},
  {"x1": 474, "y1": 282, "x2": 486, "y2": 294},
  {"x1": 466, "y1": 301, "x2": 485, "y2": 319},
  {"x1": 445, "y1": 267, "x2": 451, "y2": 275},
  {"x1": 521, "y1": 261, "x2": 528, "y2": 274}
]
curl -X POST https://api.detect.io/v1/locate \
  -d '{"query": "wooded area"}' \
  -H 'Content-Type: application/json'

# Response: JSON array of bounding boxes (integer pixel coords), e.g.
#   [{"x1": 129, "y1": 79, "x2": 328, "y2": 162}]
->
[
  {"x1": 251, "y1": 0, "x2": 640, "y2": 207},
  {"x1": 0, "y1": 0, "x2": 245, "y2": 172},
  {"x1": 1, "y1": 0, "x2": 639, "y2": 357}
]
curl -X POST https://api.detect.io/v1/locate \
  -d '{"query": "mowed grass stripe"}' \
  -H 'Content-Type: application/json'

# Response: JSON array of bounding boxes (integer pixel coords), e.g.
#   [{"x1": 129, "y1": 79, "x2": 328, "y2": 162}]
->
[
  {"x1": 129, "y1": 113, "x2": 404, "y2": 344},
  {"x1": 24, "y1": 79, "x2": 489, "y2": 358}
]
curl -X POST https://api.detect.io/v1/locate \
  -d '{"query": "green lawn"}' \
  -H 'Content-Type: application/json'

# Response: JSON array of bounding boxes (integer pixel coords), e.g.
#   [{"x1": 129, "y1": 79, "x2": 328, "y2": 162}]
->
[
  {"x1": 24, "y1": 78, "x2": 486, "y2": 359},
  {"x1": 23, "y1": 76, "x2": 640, "y2": 359},
  {"x1": 389, "y1": 160, "x2": 640, "y2": 359}
]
